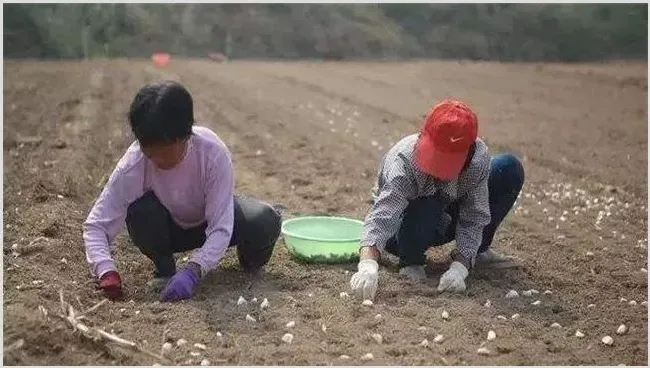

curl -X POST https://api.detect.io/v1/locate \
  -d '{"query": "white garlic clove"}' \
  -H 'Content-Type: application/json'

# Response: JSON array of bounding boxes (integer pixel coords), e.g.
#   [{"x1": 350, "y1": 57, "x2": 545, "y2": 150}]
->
[
  {"x1": 497, "y1": 315, "x2": 507, "y2": 321},
  {"x1": 575, "y1": 330, "x2": 585, "y2": 338},
  {"x1": 629, "y1": 300, "x2": 637, "y2": 306},
  {"x1": 550, "y1": 323, "x2": 562, "y2": 328},
  {"x1": 190, "y1": 351, "x2": 201, "y2": 357},
  {"x1": 339, "y1": 292, "x2": 349, "y2": 298},
  {"x1": 484, "y1": 300, "x2": 492, "y2": 307},
  {"x1": 200, "y1": 359, "x2": 210, "y2": 366},
  {"x1": 441, "y1": 310, "x2": 449, "y2": 320},
  {"x1": 161, "y1": 342, "x2": 173, "y2": 354},
  {"x1": 531, "y1": 300, "x2": 542, "y2": 306},
  {"x1": 193, "y1": 343, "x2": 207, "y2": 351},
  {"x1": 505, "y1": 290, "x2": 519, "y2": 298},
  {"x1": 433, "y1": 334, "x2": 444, "y2": 343},
  {"x1": 286, "y1": 321, "x2": 296, "y2": 329},
  {"x1": 176, "y1": 339, "x2": 188, "y2": 347},
  {"x1": 281, "y1": 333, "x2": 294, "y2": 344},
  {"x1": 522, "y1": 290, "x2": 533, "y2": 297},
  {"x1": 371, "y1": 333, "x2": 383, "y2": 344},
  {"x1": 260, "y1": 298, "x2": 269, "y2": 309},
  {"x1": 237, "y1": 296, "x2": 247, "y2": 306},
  {"x1": 362, "y1": 299, "x2": 374, "y2": 306},
  {"x1": 511, "y1": 313, "x2": 520, "y2": 320},
  {"x1": 339, "y1": 355, "x2": 350, "y2": 360},
  {"x1": 602, "y1": 336, "x2": 614, "y2": 346},
  {"x1": 360, "y1": 353, "x2": 374, "y2": 361},
  {"x1": 487, "y1": 330, "x2": 496, "y2": 341},
  {"x1": 616, "y1": 324, "x2": 628, "y2": 335},
  {"x1": 374, "y1": 314, "x2": 382, "y2": 321},
  {"x1": 420, "y1": 339, "x2": 429, "y2": 347},
  {"x1": 246, "y1": 314, "x2": 256, "y2": 322},
  {"x1": 251, "y1": 297, "x2": 258, "y2": 303},
  {"x1": 477, "y1": 347, "x2": 491, "y2": 355}
]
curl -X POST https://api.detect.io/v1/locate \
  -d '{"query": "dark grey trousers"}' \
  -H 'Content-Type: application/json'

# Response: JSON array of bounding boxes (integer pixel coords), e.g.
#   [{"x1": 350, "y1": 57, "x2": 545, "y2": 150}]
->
[{"x1": 125, "y1": 191, "x2": 282, "y2": 277}]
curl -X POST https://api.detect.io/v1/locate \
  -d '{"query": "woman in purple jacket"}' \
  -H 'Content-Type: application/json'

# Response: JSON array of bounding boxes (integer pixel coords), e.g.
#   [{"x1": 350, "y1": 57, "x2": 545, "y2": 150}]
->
[{"x1": 83, "y1": 80, "x2": 282, "y2": 302}]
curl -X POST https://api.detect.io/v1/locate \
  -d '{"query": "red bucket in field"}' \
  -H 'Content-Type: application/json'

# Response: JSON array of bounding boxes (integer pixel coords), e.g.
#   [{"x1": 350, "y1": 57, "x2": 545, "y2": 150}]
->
[{"x1": 151, "y1": 52, "x2": 170, "y2": 67}]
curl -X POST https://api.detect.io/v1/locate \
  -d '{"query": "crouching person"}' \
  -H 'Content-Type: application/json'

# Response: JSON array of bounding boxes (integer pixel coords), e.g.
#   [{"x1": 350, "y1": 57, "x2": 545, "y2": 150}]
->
[
  {"x1": 350, "y1": 99, "x2": 524, "y2": 300},
  {"x1": 83, "y1": 80, "x2": 282, "y2": 302}
]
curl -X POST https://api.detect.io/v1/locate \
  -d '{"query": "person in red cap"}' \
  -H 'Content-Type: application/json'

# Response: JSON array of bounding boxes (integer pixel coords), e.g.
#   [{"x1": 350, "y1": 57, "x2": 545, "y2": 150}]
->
[{"x1": 350, "y1": 99, "x2": 525, "y2": 300}]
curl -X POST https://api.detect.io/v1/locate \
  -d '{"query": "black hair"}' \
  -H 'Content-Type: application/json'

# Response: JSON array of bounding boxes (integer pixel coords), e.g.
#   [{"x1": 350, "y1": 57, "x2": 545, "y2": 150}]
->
[{"x1": 128, "y1": 80, "x2": 194, "y2": 146}]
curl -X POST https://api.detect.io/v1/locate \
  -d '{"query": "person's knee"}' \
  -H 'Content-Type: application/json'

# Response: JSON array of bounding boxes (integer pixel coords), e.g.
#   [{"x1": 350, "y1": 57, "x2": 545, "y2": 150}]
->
[
  {"x1": 250, "y1": 202, "x2": 282, "y2": 245},
  {"x1": 127, "y1": 191, "x2": 166, "y2": 222},
  {"x1": 492, "y1": 153, "x2": 525, "y2": 190}
]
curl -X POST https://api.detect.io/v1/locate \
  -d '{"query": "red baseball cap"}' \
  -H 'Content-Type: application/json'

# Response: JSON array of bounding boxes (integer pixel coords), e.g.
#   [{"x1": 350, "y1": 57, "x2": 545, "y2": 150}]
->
[{"x1": 414, "y1": 99, "x2": 478, "y2": 180}]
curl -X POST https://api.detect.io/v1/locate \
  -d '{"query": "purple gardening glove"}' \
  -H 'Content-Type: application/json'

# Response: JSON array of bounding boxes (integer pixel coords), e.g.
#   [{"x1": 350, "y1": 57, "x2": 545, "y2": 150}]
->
[{"x1": 160, "y1": 263, "x2": 200, "y2": 302}]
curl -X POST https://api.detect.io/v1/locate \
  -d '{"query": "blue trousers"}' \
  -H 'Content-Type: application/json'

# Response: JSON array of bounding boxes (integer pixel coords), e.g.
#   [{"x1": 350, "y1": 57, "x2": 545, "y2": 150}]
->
[{"x1": 384, "y1": 153, "x2": 525, "y2": 266}]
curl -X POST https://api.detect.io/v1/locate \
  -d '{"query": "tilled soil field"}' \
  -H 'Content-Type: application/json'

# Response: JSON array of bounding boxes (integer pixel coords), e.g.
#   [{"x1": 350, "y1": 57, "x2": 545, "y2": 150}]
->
[{"x1": 2, "y1": 59, "x2": 648, "y2": 366}]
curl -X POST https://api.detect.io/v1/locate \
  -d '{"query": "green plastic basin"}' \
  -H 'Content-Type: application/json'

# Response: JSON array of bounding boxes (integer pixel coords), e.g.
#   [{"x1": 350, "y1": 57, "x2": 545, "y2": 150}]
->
[{"x1": 281, "y1": 216, "x2": 364, "y2": 264}]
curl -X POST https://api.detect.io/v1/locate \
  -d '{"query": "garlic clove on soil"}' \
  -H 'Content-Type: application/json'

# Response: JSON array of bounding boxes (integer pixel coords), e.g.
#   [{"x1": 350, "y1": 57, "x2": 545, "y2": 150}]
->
[
  {"x1": 260, "y1": 298, "x2": 269, "y2": 310},
  {"x1": 433, "y1": 334, "x2": 444, "y2": 343},
  {"x1": 190, "y1": 351, "x2": 201, "y2": 357},
  {"x1": 281, "y1": 333, "x2": 294, "y2": 344},
  {"x1": 360, "y1": 353, "x2": 374, "y2": 361},
  {"x1": 477, "y1": 347, "x2": 491, "y2": 355},
  {"x1": 362, "y1": 299, "x2": 374, "y2": 306},
  {"x1": 511, "y1": 313, "x2": 520, "y2": 320},
  {"x1": 200, "y1": 359, "x2": 210, "y2": 366},
  {"x1": 441, "y1": 310, "x2": 450, "y2": 320},
  {"x1": 237, "y1": 296, "x2": 247, "y2": 306},
  {"x1": 193, "y1": 343, "x2": 207, "y2": 350},
  {"x1": 575, "y1": 330, "x2": 585, "y2": 338},
  {"x1": 487, "y1": 330, "x2": 496, "y2": 341},
  {"x1": 286, "y1": 321, "x2": 296, "y2": 329},
  {"x1": 420, "y1": 339, "x2": 429, "y2": 347},
  {"x1": 505, "y1": 290, "x2": 519, "y2": 298},
  {"x1": 246, "y1": 314, "x2": 256, "y2": 322},
  {"x1": 161, "y1": 342, "x2": 173, "y2": 354},
  {"x1": 176, "y1": 339, "x2": 188, "y2": 347},
  {"x1": 371, "y1": 333, "x2": 383, "y2": 344},
  {"x1": 602, "y1": 336, "x2": 614, "y2": 346},
  {"x1": 616, "y1": 324, "x2": 628, "y2": 335}
]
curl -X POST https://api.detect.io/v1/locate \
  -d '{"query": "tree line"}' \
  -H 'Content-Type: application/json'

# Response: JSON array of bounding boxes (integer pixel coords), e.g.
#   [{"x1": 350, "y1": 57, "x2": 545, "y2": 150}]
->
[{"x1": 3, "y1": 3, "x2": 647, "y2": 62}]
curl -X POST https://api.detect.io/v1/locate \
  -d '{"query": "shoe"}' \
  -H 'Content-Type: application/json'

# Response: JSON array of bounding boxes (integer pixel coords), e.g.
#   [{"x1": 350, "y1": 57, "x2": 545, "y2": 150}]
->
[
  {"x1": 147, "y1": 276, "x2": 171, "y2": 292},
  {"x1": 475, "y1": 249, "x2": 521, "y2": 269},
  {"x1": 378, "y1": 247, "x2": 401, "y2": 268},
  {"x1": 399, "y1": 265, "x2": 427, "y2": 282}
]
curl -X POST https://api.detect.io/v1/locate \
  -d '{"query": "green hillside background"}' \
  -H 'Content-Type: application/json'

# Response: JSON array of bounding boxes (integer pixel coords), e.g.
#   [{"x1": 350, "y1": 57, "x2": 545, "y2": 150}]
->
[{"x1": 3, "y1": 3, "x2": 647, "y2": 62}]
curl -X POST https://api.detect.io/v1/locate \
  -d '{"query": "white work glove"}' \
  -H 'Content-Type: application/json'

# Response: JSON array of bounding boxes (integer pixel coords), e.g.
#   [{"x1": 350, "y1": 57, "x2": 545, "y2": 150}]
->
[
  {"x1": 437, "y1": 261, "x2": 469, "y2": 293},
  {"x1": 350, "y1": 259, "x2": 379, "y2": 300}
]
